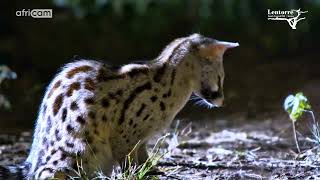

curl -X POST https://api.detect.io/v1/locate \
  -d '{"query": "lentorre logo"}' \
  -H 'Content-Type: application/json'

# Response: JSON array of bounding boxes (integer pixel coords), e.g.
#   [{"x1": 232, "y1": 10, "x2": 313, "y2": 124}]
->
[
  {"x1": 267, "y1": 9, "x2": 307, "y2": 29},
  {"x1": 16, "y1": 9, "x2": 53, "y2": 18}
]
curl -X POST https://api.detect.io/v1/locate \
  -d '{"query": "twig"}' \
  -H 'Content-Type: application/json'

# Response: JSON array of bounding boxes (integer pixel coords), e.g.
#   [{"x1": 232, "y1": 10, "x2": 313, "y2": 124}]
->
[{"x1": 292, "y1": 121, "x2": 301, "y2": 153}]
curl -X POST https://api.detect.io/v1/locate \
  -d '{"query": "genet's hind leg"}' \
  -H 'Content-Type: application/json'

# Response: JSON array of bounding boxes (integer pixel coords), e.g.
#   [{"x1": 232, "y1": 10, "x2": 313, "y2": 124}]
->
[
  {"x1": 32, "y1": 137, "x2": 87, "y2": 179},
  {"x1": 54, "y1": 171, "x2": 68, "y2": 179},
  {"x1": 81, "y1": 139, "x2": 115, "y2": 177},
  {"x1": 34, "y1": 156, "x2": 78, "y2": 179},
  {"x1": 34, "y1": 165, "x2": 55, "y2": 179},
  {"x1": 135, "y1": 142, "x2": 163, "y2": 175},
  {"x1": 136, "y1": 142, "x2": 149, "y2": 165}
]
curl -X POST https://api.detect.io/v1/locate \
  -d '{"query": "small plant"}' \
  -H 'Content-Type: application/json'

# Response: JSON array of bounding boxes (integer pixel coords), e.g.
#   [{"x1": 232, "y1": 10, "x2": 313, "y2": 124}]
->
[
  {"x1": 65, "y1": 134, "x2": 168, "y2": 180},
  {"x1": 283, "y1": 92, "x2": 314, "y2": 153},
  {"x1": 108, "y1": 135, "x2": 168, "y2": 180},
  {"x1": 71, "y1": 157, "x2": 90, "y2": 180}
]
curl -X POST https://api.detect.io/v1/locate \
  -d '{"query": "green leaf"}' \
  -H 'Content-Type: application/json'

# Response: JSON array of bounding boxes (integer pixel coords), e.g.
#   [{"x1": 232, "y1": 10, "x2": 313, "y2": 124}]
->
[{"x1": 283, "y1": 92, "x2": 311, "y2": 121}]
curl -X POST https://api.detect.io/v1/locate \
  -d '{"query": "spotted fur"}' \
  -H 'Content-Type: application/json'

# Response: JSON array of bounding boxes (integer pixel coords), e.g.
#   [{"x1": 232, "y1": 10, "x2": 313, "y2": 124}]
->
[{"x1": 24, "y1": 34, "x2": 238, "y2": 179}]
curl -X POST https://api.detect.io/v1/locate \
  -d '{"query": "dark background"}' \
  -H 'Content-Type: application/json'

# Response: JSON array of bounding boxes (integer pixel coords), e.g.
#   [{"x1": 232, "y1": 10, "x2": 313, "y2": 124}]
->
[{"x1": 0, "y1": 0, "x2": 320, "y2": 131}]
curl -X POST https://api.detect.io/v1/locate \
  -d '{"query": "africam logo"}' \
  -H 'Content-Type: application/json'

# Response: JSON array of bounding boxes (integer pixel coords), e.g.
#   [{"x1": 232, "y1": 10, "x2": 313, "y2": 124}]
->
[{"x1": 267, "y1": 9, "x2": 308, "y2": 29}]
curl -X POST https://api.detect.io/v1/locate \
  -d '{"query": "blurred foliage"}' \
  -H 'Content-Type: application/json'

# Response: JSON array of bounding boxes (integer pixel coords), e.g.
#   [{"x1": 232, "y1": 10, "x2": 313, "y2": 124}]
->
[
  {"x1": 0, "y1": 65, "x2": 17, "y2": 110},
  {"x1": 0, "y1": 66, "x2": 17, "y2": 85},
  {"x1": 48, "y1": 0, "x2": 320, "y2": 57},
  {"x1": 51, "y1": 0, "x2": 319, "y2": 18}
]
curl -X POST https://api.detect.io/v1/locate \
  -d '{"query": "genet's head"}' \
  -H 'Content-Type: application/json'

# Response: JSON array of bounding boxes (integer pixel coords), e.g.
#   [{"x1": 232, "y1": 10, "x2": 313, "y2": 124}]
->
[{"x1": 188, "y1": 34, "x2": 239, "y2": 108}]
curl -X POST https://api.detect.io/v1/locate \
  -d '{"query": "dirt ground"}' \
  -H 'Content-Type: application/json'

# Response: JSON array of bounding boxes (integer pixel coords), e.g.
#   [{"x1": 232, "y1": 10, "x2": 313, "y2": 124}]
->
[{"x1": 1, "y1": 115, "x2": 320, "y2": 180}]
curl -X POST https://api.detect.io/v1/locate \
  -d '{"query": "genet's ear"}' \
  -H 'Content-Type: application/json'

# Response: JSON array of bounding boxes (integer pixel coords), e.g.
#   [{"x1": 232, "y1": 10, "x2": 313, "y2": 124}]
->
[{"x1": 198, "y1": 40, "x2": 239, "y2": 58}]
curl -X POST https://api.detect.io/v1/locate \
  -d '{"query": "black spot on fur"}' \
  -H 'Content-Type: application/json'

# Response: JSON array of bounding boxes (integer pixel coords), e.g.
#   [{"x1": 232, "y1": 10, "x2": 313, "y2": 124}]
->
[
  {"x1": 38, "y1": 168, "x2": 54, "y2": 178},
  {"x1": 102, "y1": 114, "x2": 107, "y2": 122},
  {"x1": 84, "y1": 130, "x2": 89, "y2": 136},
  {"x1": 84, "y1": 77, "x2": 96, "y2": 91},
  {"x1": 128, "y1": 68, "x2": 149, "y2": 78},
  {"x1": 66, "y1": 141, "x2": 74, "y2": 148},
  {"x1": 35, "y1": 150, "x2": 45, "y2": 170},
  {"x1": 116, "y1": 89, "x2": 123, "y2": 96},
  {"x1": 70, "y1": 101, "x2": 78, "y2": 111},
  {"x1": 51, "y1": 149, "x2": 57, "y2": 155},
  {"x1": 62, "y1": 108, "x2": 67, "y2": 122},
  {"x1": 66, "y1": 124, "x2": 74, "y2": 133},
  {"x1": 108, "y1": 92, "x2": 117, "y2": 100},
  {"x1": 76, "y1": 116, "x2": 86, "y2": 125},
  {"x1": 101, "y1": 98, "x2": 109, "y2": 108},
  {"x1": 162, "y1": 89, "x2": 172, "y2": 98},
  {"x1": 92, "y1": 121, "x2": 98, "y2": 128},
  {"x1": 96, "y1": 68, "x2": 125, "y2": 82},
  {"x1": 84, "y1": 97, "x2": 95, "y2": 105},
  {"x1": 55, "y1": 129, "x2": 62, "y2": 141},
  {"x1": 46, "y1": 116, "x2": 52, "y2": 133},
  {"x1": 160, "y1": 102, "x2": 166, "y2": 111},
  {"x1": 42, "y1": 137, "x2": 47, "y2": 145},
  {"x1": 136, "y1": 103, "x2": 146, "y2": 117},
  {"x1": 57, "y1": 147, "x2": 73, "y2": 161},
  {"x1": 48, "y1": 80, "x2": 61, "y2": 98},
  {"x1": 60, "y1": 153, "x2": 67, "y2": 161},
  {"x1": 96, "y1": 68, "x2": 107, "y2": 82},
  {"x1": 66, "y1": 66, "x2": 93, "y2": 79},
  {"x1": 170, "y1": 69, "x2": 176, "y2": 85},
  {"x1": 118, "y1": 82, "x2": 152, "y2": 125},
  {"x1": 129, "y1": 119, "x2": 133, "y2": 126},
  {"x1": 53, "y1": 160, "x2": 58, "y2": 165},
  {"x1": 53, "y1": 94, "x2": 64, "y2": 116},
  {"x1": 88, "y1": 111, "x2": 96, "y2": 119},
  {"x1": 45, "y1": 156, "x2": 51, "y2": 162},
  {"x1": 150, "y1": 96, "x2": 157, "y2": 102},
  {"x1": 66, "y1": 82, "x2": 81, "y2": 97},
  {"x1": 153, "y1": 63, "x2": 167, "y2": 83},
  {"x1": 43, "y1": 104, "x2": 47, "y2": 114},
  {"x1": 94, "y1": 129, "x2": 99, "y2": 135},
  {"x1": 143, "y1": 114, "x2": 150, "y2": 121},
  {"x1": 58, "y1": 147, "x2": 66, "y2": 153}
]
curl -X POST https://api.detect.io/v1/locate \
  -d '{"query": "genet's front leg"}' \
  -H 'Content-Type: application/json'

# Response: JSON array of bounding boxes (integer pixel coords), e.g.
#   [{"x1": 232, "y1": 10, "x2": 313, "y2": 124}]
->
[{"x1": 136, "y1": 142, "x2": 149, "y2": 165}]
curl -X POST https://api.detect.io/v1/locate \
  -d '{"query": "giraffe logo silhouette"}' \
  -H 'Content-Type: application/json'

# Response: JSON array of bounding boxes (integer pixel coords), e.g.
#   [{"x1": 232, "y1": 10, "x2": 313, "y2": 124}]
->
[{"x1": 268, "y1": 9, "x2": 308, "y2": 29}]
